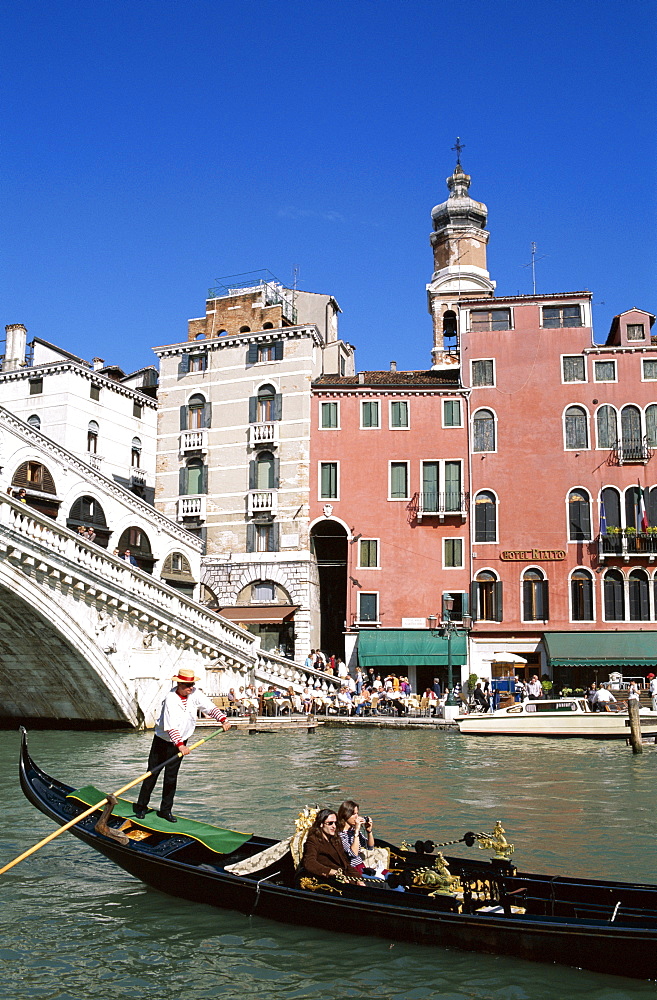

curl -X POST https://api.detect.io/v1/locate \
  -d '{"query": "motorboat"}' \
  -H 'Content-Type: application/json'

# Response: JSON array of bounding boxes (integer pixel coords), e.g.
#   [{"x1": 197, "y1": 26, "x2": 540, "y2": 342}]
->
[
  {"x1": 13, "y1": 728, "x2": 657, "y2": 980},
  {"x1": 457, "y1": 696, "x2": 657, "y2": 738}
]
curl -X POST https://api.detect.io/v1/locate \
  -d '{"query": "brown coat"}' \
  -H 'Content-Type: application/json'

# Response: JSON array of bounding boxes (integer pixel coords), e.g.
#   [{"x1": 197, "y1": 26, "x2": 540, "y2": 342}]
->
[{"x1": 302, "y1": 826, "x2": 352, "y2": 878}]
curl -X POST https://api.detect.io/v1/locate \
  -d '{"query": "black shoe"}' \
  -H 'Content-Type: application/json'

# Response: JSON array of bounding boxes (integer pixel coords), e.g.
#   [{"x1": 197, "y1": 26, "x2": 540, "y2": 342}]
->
[
  {"x1": 157, "y1": 810, "x2": 177, "y2": 823},
  {"x1": 134, "y1": 805, "x2": 148, "y2": 819}
]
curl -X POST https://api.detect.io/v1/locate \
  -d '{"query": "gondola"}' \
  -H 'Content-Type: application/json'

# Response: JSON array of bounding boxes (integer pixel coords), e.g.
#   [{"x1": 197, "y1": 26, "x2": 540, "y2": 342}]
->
[{"x1": 17, "y1": 728, "x2": 657, "y2": 981}]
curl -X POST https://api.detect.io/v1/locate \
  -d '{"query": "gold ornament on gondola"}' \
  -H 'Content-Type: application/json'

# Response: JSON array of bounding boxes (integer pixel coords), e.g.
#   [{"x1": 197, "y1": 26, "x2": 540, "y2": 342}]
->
[
  {"x1": 411, "y1": 853, "x2": 462, "y2": 895},
  {"x1": 477, "y1": 820, "x2": 514, "y2": 861}
]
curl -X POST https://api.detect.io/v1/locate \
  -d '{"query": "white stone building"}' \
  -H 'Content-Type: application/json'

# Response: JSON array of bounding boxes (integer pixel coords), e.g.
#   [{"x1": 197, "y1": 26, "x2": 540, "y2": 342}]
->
[{"x1": 154, "y1": 274, "x2": 354, "y2": 661}]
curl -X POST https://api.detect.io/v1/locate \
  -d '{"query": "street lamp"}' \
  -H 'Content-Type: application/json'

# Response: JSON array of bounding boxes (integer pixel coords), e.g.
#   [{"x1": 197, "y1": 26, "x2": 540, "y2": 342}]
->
[{"x1": 428, "y1": 593, "x2": 471, "y2": 723}]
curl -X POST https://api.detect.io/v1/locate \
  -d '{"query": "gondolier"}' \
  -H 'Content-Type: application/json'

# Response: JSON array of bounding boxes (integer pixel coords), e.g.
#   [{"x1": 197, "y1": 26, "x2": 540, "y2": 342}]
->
[{"x1": 134, "y1": 668, "x2": 231, "y2": 822}]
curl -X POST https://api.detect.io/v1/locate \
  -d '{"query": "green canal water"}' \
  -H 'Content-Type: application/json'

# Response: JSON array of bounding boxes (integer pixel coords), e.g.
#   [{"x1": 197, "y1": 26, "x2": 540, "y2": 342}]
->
[{"x1": 1, "y1": 725, "x2": 656, "y2": 999}]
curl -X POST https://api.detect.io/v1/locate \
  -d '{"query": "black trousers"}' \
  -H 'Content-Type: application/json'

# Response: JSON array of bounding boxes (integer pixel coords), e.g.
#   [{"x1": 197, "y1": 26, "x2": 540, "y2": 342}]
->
[{"x1": 136, "y1": 735, "x2": 187, "y2": 813}]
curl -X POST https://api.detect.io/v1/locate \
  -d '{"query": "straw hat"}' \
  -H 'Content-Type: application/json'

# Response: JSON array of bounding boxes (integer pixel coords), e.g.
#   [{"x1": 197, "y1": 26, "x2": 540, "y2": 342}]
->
[{"x1": 172, "y1": 668, "x2": 200, "y2": 685}]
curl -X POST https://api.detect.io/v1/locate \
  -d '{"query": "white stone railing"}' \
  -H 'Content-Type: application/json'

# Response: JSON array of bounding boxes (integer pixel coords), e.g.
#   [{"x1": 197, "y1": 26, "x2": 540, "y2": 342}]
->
[
  {"x1": 255, "y1": 648, "x2": 341, "y2": 694},
  {"x1": 248, "y1": 422, "x2": 279, "y2": 447},
  {"x1": 247, "y1": 490, "x2": 277, "y2": 515},
  {"x1": 177, "y1": 496, "x2": 206, "y2": 520},
  {"x1": 180, "y1": 429, "x2": 208, "y2": 454}
]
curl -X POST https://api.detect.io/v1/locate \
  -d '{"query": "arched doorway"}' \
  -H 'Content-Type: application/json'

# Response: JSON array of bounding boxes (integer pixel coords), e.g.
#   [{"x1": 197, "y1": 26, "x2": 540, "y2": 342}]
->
[{"x1": 310, "y1": 519, "x2": 347, "y2": 657}]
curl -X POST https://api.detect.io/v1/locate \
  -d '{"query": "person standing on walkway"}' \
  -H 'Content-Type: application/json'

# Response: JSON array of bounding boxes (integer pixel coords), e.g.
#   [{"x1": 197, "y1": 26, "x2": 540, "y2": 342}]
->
[
  {"x1": 135, "y1": 668, "x2": 231, "y2": 822},
  {"x1": 649, "y1": 675, "x2": 657, "y2": 712}
]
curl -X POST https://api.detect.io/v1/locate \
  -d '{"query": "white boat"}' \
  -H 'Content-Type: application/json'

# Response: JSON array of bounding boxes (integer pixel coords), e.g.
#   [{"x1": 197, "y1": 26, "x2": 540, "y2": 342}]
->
[{"x1": 456, "y1": 696, "x2": 657, "y2": 739}]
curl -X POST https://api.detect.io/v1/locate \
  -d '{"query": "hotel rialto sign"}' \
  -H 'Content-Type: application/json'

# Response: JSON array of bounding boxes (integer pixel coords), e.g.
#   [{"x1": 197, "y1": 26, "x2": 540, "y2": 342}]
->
[{"x1": 500, "y1": 549, "x2": 566, "y2": 561}]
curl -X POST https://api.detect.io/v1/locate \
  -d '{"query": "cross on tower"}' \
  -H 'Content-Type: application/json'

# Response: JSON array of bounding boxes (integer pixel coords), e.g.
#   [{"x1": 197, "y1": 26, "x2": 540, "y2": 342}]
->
[{"x1": 451, "y1": 137, "x2": 465, "y2": 165}]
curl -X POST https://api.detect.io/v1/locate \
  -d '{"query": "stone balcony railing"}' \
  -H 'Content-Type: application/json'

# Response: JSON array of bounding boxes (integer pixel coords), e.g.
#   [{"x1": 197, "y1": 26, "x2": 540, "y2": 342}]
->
[
  {"x1": 255, "y1": 648, "x2": 341, "y2": 695},
  {"x1": 177, "y1": 495, "x2": 206, "y2": 520},
  {"x1": 247, "y1": 490, "x2": 277, "y2": 516},
  {"x1": 248, "y1": 422, "x2": 279, "y2": 448},
  {"x1": 180, "y1": 428, "x2": 208, "y2": 454}
]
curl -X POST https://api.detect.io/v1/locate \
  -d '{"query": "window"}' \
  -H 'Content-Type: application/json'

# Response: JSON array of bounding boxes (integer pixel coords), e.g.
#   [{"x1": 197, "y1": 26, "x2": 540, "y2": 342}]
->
[
  {"x1": 594, "y1": 360, "x2": 616, "y2": 382},
  {"x1": 564, "y1": 406, "x2": 588, "y2": 450},
  {"x1": 131, "y1": 437, "x2": 142, "y2": 468},
  {"x1": 320, "y1": 462, "x2": 338, "y2": 499},
  {"x1": 604, "y1": 569, "x2": 625, "y2": 621},
  {"x1": 471, "y1": 360, "x2": 494, "y2": 386},
  {"x1": 443, "y1": 399, "x2": 462, "y2": 427},
  {"x1": 358, "y1": 592, "x2": 379, "y2": 622},
  {"x1": 30, "y1": 378, "x2": 43, "y2": 395},
  {"x1": 182, "y1": 457, "x2": 206, "y2": 495},
  {"x1": 444, "y1": 462, "x2": 462, "y2": 511},
  {"x1": 571, "y1": 570, "x2": 594, "y2": 622},
  {"x1": 361, "y1": 400, "x2": 380, "y2": 428},
  {"x1": 568, "y1": 489, "x2": 591, "y2": 541},
  {"x1": 89, "y1": 383, "x2": 100, "y2": 400},
  {"x1": 390, "y1": 400, "x2": 409, "y2": 428},
  {"x1": 543, "y1": 305, "x2": 582, "y2": 328},
  {"x1": 601, "y1": 487, "x2": 621, "y2": 531},
  {"x1": 248, "y1": 383, "x2": 281, "y2": 424},
  {"x1": 646, "y1": 405, "x2": 657, "y2": 447},
  {"x1": 187, "y1": 393, "x2": 209, "y2": 429},
  {"x1": 321, "y1": 401, "x2": 339, "y2": 429},
  {"x1": 253, "y1": 580, "x2": 276, "y2": 602},
  {"x1": 474, "y1": 491, "x2": 497, "y2": 542},
  {"x1": 256, "y1": 524, "x2": 277, "y2": 552},
  {"x1": 627, "y1": 324, "x2": 645, "y2": 341},
  {"x1": 473, "y1": 409, "x2": 496, "y2": 452},
  {"x1": 27, "y1": 414, "x2": 41, "y2": 429},
  {"x1": 12, "y1": 461, "x2": 56, "y2": 494},
  {"x1": 472, "y1": 571, "x2": 502, "y2": 622},
  {"x1": 87, "y1": 420, "x2": 99, "y2": 453},
  {"x1": 255, "y1": 451, "x2": 276, "y2": 490},
  {"x1": 643, "y1": 360, "x2": 657, "y2": 380},
  {"x1": 522, "y1": 568, "x2": 548, "y2": 621},
  {"x1": 471, "y1": 308, "x2": 511, "y2": 331},
  {"x1": 258, "y1": 344, "x2": 276, "y2": 362},
  {"x1": 419, "y1": 461, "x2": 463, "y2": 513},
  {"x1": 359, "y1": 539, "x2": 379, "y2": 568},
  {"x1": 246, "y1": 341, "x2": 283, "y2": 364},
  {"x1": 596, "y1": 405, "x2": 617, "y2": 449},
  {"x1": 620, "y1": 405, "x2": 643, "y2": 459},
  {"x1": 629, "y1": 570, "x2": 650, "y2": 621},
  {"x1": 389, "y1": 462, "x2": 409, "y2": 499},
  {"x1": 444, "y1": 538, "x2": 463, "y2": 568},
  {"x1": 133, "y1": 401, "x2": 143, "y2": 419},
  {"x1": 562, "y1": 356, "x2": 585, "y2": 382},
  {"x1": 189, "y1": 354, "x2": 207, "y2": 372}
]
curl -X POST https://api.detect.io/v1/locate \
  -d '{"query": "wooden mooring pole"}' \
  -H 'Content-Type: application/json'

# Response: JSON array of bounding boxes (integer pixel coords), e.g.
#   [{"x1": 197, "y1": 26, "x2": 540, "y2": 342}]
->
[{"x1": 627, "y1": 698, "x2": 643, "y2": 754}]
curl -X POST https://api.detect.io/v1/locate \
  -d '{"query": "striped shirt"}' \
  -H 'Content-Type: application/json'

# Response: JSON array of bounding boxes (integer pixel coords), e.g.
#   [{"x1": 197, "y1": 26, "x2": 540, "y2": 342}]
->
[{"x1": 155, "y1": 688, "x2": 226, "y2": 745}]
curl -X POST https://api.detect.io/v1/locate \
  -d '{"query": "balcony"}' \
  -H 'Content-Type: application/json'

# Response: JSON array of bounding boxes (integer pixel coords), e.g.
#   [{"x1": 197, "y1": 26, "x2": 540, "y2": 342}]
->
[
  {"x1": 87, "y1": 454, "x2": 103, "y2": 472},
  {"x1": 613, "y1": 436, "x2": 651, "y2": 465},
  {"x1": 598, "y1": 530, "x2": 657, "y2": 562},
  {"x1": 130, "y1": 467, "x2": 147, "y2": 488},
  {"x1": 413, "y1": 491, "x2": 469, "y2": 522},
  {"x1": 248, "y1": 490, "x2": 278, "y2": 516},
  {"x1": 249, "y1": 422, "x2": 279, "y2": 448},
  {"x1": 180, "y1": 429, "x2": 208, "y2": 455},
  {"x1": 177, "y1": 496, "x2": 206, "y2": 521}
]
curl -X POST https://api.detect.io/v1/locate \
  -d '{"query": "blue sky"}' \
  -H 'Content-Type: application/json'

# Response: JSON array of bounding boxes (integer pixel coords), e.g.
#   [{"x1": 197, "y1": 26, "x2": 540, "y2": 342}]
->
[{"x1": 2, "y1": 0, "x2": 655, "y2": 374}]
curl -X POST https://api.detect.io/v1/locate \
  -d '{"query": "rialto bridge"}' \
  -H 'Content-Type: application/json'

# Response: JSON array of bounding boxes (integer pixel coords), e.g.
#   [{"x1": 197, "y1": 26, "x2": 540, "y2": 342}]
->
[{"x1": 0, "y1": 493, "x2": 339, "y2": 727}]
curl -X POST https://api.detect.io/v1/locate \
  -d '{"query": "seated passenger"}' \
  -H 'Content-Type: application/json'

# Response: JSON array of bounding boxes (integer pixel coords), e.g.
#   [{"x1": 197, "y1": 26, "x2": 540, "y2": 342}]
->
[
  {"x1": 337, "y1": 799, "x2": 375, "y2": 874},
  {"x1": 301, "y1": 808, "x2": 362, "y2": 881}
]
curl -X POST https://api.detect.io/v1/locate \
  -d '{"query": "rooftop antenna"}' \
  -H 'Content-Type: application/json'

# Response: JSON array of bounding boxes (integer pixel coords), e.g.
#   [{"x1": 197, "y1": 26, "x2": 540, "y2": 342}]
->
[
  {"x1": 522, "y1": 242, "x2": 548, "y2": 295},
  {"x1": 292, "y1": 265, "x2": 299, "y2": 310}
]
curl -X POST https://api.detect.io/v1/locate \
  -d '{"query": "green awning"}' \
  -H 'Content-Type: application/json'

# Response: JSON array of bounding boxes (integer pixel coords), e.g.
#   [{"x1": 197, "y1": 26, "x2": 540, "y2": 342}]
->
[
  {"x1": 545, "y1": 632, "x2": 657, "y2": 668},
  {"x1": 357, "y1": 629, "x2": 467, "y2": 668}
]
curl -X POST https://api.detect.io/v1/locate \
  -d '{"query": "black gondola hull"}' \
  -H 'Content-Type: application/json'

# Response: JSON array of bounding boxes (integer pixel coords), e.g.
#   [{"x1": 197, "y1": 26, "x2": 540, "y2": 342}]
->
[{"x1": 17, "y1": 730, "x2": 657, "y2": 980}]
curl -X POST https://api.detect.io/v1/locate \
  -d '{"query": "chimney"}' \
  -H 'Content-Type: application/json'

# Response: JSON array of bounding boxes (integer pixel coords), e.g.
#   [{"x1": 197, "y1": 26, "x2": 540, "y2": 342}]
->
[
  {"x1": 358, "y1": 372, "x2": 365, "y2": 384},
  {"x1": 92, "y1": 358, "x2": 105, "y2": 371},
  {"x1": 390, "y1": 361, "x2": 397, "y2": 372},
  {"x1": 3, "y1": 324, "x2": 27, "y2": 372}
]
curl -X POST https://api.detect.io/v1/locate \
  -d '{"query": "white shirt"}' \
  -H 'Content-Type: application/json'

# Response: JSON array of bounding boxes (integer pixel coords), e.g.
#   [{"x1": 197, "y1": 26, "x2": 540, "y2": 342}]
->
[{"x1": 155, "y1": 687, "x2": 225, "y2": 744}]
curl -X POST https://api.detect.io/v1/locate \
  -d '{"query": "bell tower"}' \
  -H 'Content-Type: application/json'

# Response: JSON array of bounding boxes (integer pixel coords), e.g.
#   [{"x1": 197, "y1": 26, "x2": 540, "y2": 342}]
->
[{"x1": 427, "y1": 141, "x2": 495, "y2": 366}]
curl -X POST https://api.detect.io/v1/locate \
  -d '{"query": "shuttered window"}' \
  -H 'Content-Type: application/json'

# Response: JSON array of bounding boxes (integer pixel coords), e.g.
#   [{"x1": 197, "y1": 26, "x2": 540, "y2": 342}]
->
[
  {"x1": 562, "y1": 356, "x2": 585, "y2": 382},
  {"x1": 571, "y1": 570, "x2": 593, "y2": 621},
  {"x1": 472, "y1": 360, "x2": 494, "y2": 386},
  {"x1": 320, "y1": 462, "x2": 338, "y2": 499},
  {"x1": 568, "y1": 489, "x2": 591, "y2": 541},
  {"x1": 389, "y1": 462, "x2": 409, "y2": 499},
  {"x1": 604, "y1": 570, "x2": 625, "y2": 621},
  {"x1": 473, "y1": 409, "x2": 496, "y2": 452},
  {"x1": 596, "y1": 405, "x2": 617, "y2": 449},
  {"x1": 474, "y1": 491, "x2": 497, "y2": 542},
  {"x1": 565, "y1": 406, "x2": 588, "y2": 449}
]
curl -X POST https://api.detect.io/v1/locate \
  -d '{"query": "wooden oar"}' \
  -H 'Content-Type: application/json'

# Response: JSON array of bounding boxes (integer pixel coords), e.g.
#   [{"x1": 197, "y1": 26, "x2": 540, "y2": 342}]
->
[{"x1": 0, "y1": 726, "x2": 227, "y2": 876}]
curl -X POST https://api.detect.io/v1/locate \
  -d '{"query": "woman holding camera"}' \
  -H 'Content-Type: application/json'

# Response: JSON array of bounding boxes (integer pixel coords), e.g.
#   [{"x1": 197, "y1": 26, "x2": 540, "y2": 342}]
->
[{"x1": 336, "y1": 799, "x2": 375, "y2": 874}]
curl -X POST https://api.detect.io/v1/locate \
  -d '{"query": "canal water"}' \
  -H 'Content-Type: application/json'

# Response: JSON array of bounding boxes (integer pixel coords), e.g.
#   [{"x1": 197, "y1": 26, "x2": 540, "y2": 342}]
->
[{"x1": 1, "y1": 725, "x2": 655, "y2": 999}]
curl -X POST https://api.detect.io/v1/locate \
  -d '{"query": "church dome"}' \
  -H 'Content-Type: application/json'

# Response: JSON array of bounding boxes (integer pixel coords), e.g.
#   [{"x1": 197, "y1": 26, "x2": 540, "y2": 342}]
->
[{"x1": 431, "y1": 164, "x2": 488, "y2": 232}]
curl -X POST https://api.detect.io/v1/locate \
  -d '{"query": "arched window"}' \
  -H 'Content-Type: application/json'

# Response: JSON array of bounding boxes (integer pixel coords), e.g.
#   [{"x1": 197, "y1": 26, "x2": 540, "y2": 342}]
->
[
  {"x1": 568, "y1": 488, "x2": 591, "y2": 540},
  {"x1": 218, "y1": 329, "x2": 227, "y2": 336},
  {"x1": 603, "y1": 569, "x2": 625, "y2": 621},
  {"x1": 522, "y1": 568, "x2": 548, "y2": 621},
  {"x1": 258, "y1": 384, "x2": 277, "y2": 422},
  {"x1": 649, "y1": 487, "x2": 657, "y2": 528},
  {"x1": 161, "y1": 552, "x2": 195, "y2": 596},
  {"x1": 256, "y1": 450, "x2": 275, "y2": 490},
  {"x1": 474, "y1": 491, "x2": 497, "y2": 542},
  {"x1": 188, "y1": 393, "x2": 209, "y2": 430},
  {"x1": 262, "y1": 322, "x2": 274, "y2": 330},
  {"x1": 571, "y1": 569, "x2": 593, "y2": 621},
  {"x1": 473, "y1": 409, "x2": 496, "y2": 453},
  {"x1": 472, "y1": 571, "x2": 502, "y2": 621},
  {"x1": 87, "y1": 420, "x2": 99, "y2": 453},
  {"x1": 620, "y1": 405, "x2": 642, "y2": 458},
  {"x1": 12, "y1": 461, "x2": 56, "y2": 494},
  {"x1": 27, "y1": 414, "x2": 41, "y2": 430},
  {"x1": 646, "y1": 404, "x2": 657, "y2": 448},
  {"x1": 184, "y1": 457, "x2": 206, "y2": 495},
  {"x1": 596, "y1": 405, "x2": 617, "y2": 449},
  {"x1": 239, "y1": 325, "x2": 251, "y2": 333},
  {"x1": 194, "y1": 331, "x2": 206, "y2": 340},
  {"x1": 601, "y1": 486, "x2": 621, "y2": 530},
  {"x1": 624, "y1": 485, "x2": 642, "y2": 532},
  {"x1": 131, "y1": 437, "x2": 142, "y2": 468},
  {"x1": 67, "y1": 496, "x2": 109, "y2": 547},
  {"x1": 117, "y1": 527, "x2": 154, "y2": 574},
  {"x1": 629, "y1": 569, "x2": 650, "y2": 621},
  {"x1": 564, "y1": 406, "x2": 588, "y2": 449}
]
